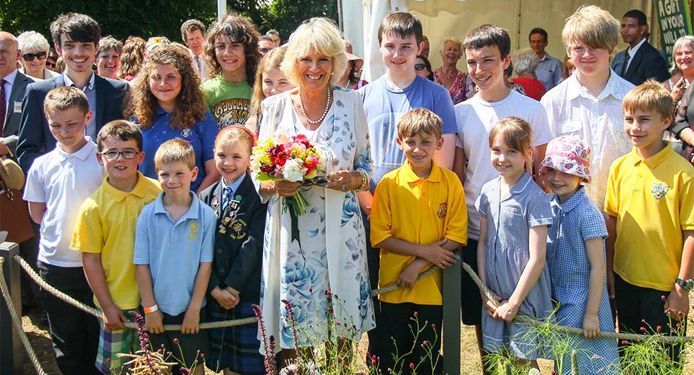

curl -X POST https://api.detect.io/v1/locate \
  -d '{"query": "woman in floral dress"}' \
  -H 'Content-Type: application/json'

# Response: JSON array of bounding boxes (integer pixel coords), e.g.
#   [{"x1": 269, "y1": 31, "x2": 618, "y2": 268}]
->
[{"x1": 256, "y1": 17, "x2": 375, "y2": 366}]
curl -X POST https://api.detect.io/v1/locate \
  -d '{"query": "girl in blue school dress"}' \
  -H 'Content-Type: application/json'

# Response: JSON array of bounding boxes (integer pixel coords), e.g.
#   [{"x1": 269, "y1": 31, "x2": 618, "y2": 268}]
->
[
  {"x1": 540, "y1": 136, "x2": 619, "y2": 374},
  {"x1": 476, "y1": 117, "x2": 553, "y2": 369}
]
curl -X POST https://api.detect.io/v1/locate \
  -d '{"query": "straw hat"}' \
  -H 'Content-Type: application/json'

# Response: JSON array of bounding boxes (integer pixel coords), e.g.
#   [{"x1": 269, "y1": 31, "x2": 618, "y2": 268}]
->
[{"x1": 0, "y1": 159, "x2": 25, "y2": 190}]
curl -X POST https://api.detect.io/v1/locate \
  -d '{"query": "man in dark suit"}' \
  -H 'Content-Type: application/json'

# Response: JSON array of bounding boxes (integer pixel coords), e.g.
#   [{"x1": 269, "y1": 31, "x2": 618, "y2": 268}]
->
[
  {"x1": 0, "y1": 31, "x2": 40, "y2": 316},
  {"x1": 17, "y1": 12, "x2": 128, "y2": 172},
  {"x1": 0, "y1": 32, "x2": 34, "y2": 157},
  {"x1": 611, "y1": 9, "x2": 670, "y2": 85}
]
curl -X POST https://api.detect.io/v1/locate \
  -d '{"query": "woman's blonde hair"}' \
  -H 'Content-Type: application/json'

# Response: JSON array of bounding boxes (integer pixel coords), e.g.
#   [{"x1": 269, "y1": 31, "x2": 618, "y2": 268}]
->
[
  {"x1": 562, "y1": 5, "x2": 619, "y2": 53},
  {"x1": 440, "y1": 37, "x2": 462, "y2": 53},
  {"x1": 281, "y1": 17, "x2": 348, "y2": 87},
  {"x1": 128, "y1": 44, "x2": 207, "y2": 130},
  {"x1": 670, "y1": 36, "x2": 694, "y2": 75}
]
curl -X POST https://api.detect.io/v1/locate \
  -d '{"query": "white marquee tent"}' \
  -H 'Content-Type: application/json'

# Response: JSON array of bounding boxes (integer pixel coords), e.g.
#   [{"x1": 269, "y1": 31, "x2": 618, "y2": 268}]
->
[{"x1": 340, "y1": 0, "x2": 653, "y2": 81}]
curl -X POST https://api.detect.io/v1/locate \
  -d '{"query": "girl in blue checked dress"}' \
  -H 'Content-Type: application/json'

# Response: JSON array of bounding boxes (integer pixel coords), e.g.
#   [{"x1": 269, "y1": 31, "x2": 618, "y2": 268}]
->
[
  {"x1": 199, "y1": 126, "x2": 267, "y2": 374},
  {"x1": 540, "y1": 136, "x2": 619, "y2": 374},
  {"x1": 476, "y1": 117, "x2": 553, "y2": 367}
]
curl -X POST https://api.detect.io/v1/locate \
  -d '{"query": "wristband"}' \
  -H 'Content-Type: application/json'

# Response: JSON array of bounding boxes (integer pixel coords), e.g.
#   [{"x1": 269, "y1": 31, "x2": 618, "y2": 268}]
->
[{"x1": 143, "y1": 304, "x2": 159, "y2": 314}]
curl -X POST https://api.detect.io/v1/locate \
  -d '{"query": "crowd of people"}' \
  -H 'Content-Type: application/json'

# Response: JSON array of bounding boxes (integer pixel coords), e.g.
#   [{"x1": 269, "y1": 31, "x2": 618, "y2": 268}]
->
[{"x1": 0, "y1": 4, "x2": 692, "y2": 375}]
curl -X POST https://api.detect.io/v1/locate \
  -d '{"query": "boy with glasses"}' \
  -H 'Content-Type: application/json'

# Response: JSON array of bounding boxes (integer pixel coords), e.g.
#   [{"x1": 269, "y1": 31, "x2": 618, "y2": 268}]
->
[{"x1": 72, "y1": 120, "x2": 161, "y2": 373}]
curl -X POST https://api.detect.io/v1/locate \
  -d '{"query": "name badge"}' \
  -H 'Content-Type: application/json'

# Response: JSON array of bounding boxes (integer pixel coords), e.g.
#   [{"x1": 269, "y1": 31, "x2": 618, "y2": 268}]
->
[
  {"x1": 228, "y1": 199, "x2": 241, "y2": 212},
  {"x1": 13, "y1": 102, "x2": 22, "y2": 113}
]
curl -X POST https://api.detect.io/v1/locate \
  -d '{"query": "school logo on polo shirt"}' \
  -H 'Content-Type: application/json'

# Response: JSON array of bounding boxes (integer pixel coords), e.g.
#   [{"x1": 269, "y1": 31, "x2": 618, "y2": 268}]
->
[
  {"x1": 188, "y1": 221, "x2": 200, "y2": 240},
  {"x1": 438, "y1": 203, "x2": 447, "y2": 218},
  {"x1": 651, "y1": 181, "x2": 670, "y2": 200}
]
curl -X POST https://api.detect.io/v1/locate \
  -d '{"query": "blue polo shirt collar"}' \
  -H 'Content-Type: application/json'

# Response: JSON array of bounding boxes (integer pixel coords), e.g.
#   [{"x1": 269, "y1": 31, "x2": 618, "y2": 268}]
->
[{"x1": 152, "y1": 192, "x2": 201, "y2": 224}]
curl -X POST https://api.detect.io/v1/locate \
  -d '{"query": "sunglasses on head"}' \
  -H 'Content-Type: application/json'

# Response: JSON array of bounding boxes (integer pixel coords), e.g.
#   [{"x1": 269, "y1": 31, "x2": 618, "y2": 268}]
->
[
  {"x1": 414, "y1": 63, "x2": 427, "y2": 71},
  {"x1": 22, "y1": 52, "x2": 47, "y2": 61}
]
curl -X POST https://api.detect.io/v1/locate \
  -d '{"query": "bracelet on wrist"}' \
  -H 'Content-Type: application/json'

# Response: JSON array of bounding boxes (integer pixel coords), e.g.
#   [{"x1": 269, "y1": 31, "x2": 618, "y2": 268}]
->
[
  {"x1": 143, "y1": 304, "x2": 159, "y2": 314},
  {"x1": 356, "y1": 170, "x2": 369, "y2": 191}
]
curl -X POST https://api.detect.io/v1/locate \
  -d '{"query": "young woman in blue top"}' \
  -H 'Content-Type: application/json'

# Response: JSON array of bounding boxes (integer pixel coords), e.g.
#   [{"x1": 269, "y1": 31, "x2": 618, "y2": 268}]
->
[
  {"x1": 476, "y1": 117, "x2": 553, "y2": 368},
  {"x1": 129, "y1": 44, "x2": 219, "y2": 192},
  {"x1": 540, "y1": 136, "x2": 619, "y2": 374}
]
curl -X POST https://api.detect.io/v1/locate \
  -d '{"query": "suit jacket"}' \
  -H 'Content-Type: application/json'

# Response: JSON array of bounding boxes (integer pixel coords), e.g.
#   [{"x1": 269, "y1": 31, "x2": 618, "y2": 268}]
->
[
  {"x1": 1, "y1": 71, "x2": 34, "y2": 157},
  {"x1": 16, "y1": 74, "x2": 129, "y2": 172},
  {"x1": 198, "y1": 173, "x2": 267, "y2": 303},
  {"x1": 611, "y1": 40, "x2": 670, "y2": 85}
]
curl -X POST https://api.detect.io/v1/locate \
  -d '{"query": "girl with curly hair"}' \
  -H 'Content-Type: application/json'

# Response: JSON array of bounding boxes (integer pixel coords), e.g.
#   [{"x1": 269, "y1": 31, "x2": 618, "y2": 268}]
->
[
  {"x1": 202, "y1": 13, "x2": 260, "y2": 129},
  {"x1": 118, "y1": 36, "x2": 146, "y2": 81},
  {"x1": 129, "y1": 44, "x2": 219, "y2": 192}
]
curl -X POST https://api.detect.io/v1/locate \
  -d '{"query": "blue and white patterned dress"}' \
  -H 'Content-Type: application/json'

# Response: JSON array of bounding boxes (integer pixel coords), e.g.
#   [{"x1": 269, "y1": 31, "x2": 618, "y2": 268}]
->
[
  {"x1": 547, "y1": 188, "x2": 620, "y2": 374},
  {"x1": 257, "y1": 87, "x2": 375, "y2": 351},
  {"x1": 476, "y1": 172, "x2": 554, "y2": 360}
]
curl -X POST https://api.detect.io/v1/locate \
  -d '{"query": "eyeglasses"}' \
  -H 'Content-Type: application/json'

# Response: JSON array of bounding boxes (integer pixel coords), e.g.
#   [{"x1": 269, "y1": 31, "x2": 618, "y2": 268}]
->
[
  {"x1": 45, "y1": 61, "x2": 56, "y2": 68},
  {"x1": 258, "y1": 47, "x2": 272, "y2": 54},
  {"x1": 414, "y1": 63, "x2": 427, "y2": 71},
  {"x1": 100, "y1": 150, "x2": 139, "y2": 160},
  {"x1": 22, "y1": 52, "x2": 47, "y2": 61}
]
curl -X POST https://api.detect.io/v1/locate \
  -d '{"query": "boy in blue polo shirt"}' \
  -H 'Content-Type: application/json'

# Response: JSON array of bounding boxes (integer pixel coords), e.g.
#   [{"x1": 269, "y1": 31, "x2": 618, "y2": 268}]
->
[{"x1": 134, "y1": 138, "x2": 215, "y2": 370}]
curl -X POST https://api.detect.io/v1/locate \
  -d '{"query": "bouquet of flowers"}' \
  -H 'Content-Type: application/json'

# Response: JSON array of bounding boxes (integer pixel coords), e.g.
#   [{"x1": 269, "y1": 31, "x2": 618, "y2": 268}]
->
[{"x1": 251, "y1": 134, "x2": 329, "y2": 242}]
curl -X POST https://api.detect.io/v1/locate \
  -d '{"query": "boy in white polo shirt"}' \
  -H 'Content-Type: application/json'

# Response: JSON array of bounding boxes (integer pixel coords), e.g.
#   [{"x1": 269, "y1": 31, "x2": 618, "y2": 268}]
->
[
  {"x1": 453, "y1": 24, "x2": 552, "y2": 368},
  {"x1": 23, "y1": 86, "x2": 104, "y2": 374}
]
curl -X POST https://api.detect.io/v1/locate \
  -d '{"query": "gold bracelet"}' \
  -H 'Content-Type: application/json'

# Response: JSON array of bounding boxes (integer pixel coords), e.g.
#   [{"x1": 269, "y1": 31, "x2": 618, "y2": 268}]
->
[{"x1": 357, "y1": 170, "x2": 369, "y2": 191}]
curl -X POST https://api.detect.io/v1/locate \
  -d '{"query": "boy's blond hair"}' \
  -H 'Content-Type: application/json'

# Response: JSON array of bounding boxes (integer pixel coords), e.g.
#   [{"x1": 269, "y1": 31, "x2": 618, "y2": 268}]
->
[
  {"x1": 397, "y1": 108, "x2": 442, "y2": 139},
  {"x1": 562, "y1": 5, "x2": 620, "y2": 53},
  {"x1": 154, "y1": 139, "x2": 196, "y2": 171},
  {"x1": 43, "y1": 86, "x2": 89, "y2": 117},
  {"x1": 622, "y1": 80, "x2": 675, "y2": 121}
]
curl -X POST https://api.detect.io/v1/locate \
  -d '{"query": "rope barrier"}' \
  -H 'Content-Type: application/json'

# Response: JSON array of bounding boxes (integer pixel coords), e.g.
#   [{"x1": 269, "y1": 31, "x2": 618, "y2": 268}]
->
[
  {"x1": 12, "y1": 255, "x2": 256, "y2": 330},
  {"x1": 460, "y1": 262, "x2": 694, "y2": 344},
  {"x1": 0, "y1": 258, "x2": 47, "y2": 375},
  {"x1": 8, "y1": 253, "x2": 694, "y2": 343}
]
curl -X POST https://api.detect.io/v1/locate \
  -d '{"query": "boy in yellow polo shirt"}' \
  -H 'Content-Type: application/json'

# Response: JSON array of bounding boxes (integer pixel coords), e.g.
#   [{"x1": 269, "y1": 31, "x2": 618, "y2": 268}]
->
[
  {"x1": 370, "y1": 108, "x2": 467, "y2": 374},
  {"x1": 605, "y1": 81, "x2": 694, "y2": 364},
  {"x1": 71, "y1": 120, "x2": 161, "y2": 374}
]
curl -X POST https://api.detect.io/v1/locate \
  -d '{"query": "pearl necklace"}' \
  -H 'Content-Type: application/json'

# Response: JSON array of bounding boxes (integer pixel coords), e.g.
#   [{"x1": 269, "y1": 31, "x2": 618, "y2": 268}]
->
[{"x1": 298, "y1": 88, "x2": 332, "y2": 126}]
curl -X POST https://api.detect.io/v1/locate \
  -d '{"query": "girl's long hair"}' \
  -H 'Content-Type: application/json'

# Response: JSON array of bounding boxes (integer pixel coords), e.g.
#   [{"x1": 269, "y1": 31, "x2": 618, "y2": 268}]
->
[{"x1": 128, "y1": 44, "x2": 208, "y2": 130}]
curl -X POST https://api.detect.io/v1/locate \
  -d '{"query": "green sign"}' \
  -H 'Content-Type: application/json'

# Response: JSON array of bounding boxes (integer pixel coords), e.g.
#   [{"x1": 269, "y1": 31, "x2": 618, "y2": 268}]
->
[{"x1": 656, "y1": 0, "x2": 693, "y2": 65}]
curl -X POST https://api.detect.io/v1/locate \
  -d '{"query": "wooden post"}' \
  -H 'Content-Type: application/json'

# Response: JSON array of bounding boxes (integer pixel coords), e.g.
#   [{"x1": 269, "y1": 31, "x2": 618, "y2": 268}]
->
[
  {"x1": 442, "y1": 261, "x2": 461, "y2": 375},
  {"x1": 0, "y1": 242, "x2": 22, "y2": 374}
]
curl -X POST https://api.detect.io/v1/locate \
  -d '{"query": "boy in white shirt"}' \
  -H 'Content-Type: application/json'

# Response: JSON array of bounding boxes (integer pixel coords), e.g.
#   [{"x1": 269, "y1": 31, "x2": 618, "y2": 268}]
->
[
  {"x1": 23, "y1": 86, "x2": 104, "y2": 374},
  {"x1": 453, "y1": 24, "x2": 552, "y2": 369},
  {"x1": 541, "y1": 5, "x2": 634, "y2": 209}
]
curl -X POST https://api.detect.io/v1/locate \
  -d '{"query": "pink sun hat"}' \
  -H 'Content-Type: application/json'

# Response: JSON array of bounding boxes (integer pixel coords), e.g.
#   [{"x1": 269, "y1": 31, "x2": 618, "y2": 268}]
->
[{"x1": 540, "y1": 135, "x2": 592, "y2": 181}]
